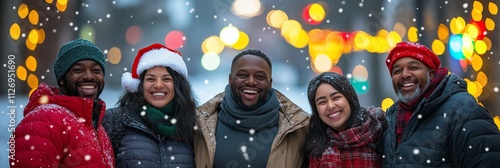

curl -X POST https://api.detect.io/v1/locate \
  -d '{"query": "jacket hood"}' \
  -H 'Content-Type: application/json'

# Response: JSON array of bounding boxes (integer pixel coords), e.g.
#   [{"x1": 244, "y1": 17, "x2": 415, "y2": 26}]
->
[{"x1": 24, "y1": 82, "x2": 106, "y2": 127}]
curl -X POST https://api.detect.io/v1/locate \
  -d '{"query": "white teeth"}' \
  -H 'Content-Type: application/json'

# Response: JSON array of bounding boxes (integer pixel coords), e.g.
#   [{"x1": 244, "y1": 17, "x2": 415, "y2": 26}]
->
[
  {"x1": 402, "y1": 83, "x2": 414, "y2": 87},
  {"x1": 328, "y1": 113, "x2": 340, "y2": 118},
  {"x1": 153, "y1": 92, "x2": 165, "y2": 96},
  {"x1": 80, "y1": 85, "x2": 95, "y2": 89},
  {"x1": 242, "y1": 90, "x2": 257, "y2": 94}
]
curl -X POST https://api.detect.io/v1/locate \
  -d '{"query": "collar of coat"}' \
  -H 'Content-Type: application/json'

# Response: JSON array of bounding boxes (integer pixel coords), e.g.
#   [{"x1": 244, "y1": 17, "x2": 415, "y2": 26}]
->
[{"x1": 196, "y1": 89, "x2": 310, "y2": 150}]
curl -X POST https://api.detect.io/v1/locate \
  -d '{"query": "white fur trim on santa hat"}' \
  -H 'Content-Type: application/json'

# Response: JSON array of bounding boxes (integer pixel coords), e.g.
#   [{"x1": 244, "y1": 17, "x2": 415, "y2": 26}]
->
[
  {"x1": 121, "y1": 72, "x2": 140, "y2": 92},
  {"x1": 136, "y1": 48, "x2": 188, "y2": 79}
]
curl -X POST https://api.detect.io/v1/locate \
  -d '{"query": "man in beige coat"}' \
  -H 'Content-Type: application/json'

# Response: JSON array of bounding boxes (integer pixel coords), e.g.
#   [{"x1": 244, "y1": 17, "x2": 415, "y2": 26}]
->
[{"x1": 194, "y1": 49, "x2": 310, "y2": 168}]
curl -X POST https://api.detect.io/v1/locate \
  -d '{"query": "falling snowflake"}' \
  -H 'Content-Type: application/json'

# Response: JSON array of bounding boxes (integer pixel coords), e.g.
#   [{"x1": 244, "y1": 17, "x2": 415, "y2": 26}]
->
[{"x1": 84, "y1": 155, "x2": 91, "y2": 161}]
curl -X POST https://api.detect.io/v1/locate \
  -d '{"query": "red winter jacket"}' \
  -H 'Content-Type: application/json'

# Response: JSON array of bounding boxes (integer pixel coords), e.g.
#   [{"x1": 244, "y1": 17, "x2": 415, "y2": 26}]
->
[{"x1": 9, "y1": 83, "x2": 114, "y2": 168}]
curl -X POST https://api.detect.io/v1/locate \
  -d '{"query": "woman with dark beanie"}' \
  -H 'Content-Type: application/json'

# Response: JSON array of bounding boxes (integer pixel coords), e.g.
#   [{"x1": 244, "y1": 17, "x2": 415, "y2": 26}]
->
[
  {"x1": 303, "y1": 72, "x2": 386, "y2": 168},
  {"x1": 103, "y1": 43, "x2": 197, "y2": 168}
]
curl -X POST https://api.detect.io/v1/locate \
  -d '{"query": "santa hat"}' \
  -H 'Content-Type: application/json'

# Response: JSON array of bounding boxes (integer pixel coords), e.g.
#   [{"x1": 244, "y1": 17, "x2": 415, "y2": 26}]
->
[
  {"x1": 386, "y1": 41, "x2": 441, "y2": 76},
  {"x1": 122, "y1": 43, "x2": 188, "y2": 92}
]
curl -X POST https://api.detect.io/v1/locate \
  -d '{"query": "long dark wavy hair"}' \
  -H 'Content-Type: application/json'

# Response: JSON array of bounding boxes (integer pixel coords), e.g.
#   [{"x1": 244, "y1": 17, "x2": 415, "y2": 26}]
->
[
  {"x1": 118, "y1": 67, "x2": 198, "y2": 141},
  {"x1": 302, "y1": 72, "x2": 363, "y2": 159}
]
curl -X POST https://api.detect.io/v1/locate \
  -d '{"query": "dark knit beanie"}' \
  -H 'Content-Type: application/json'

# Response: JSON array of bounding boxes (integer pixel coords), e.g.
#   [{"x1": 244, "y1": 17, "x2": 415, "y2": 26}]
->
[{"x1": 54, "y1": 38, "x2": 106, "y2": 82}]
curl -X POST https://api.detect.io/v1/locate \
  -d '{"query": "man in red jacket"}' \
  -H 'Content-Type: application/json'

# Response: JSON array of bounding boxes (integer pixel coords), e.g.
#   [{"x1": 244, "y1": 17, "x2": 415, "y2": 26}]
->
[{"x1": 9, "y1": 38, "x2": 114, "y2": 168}]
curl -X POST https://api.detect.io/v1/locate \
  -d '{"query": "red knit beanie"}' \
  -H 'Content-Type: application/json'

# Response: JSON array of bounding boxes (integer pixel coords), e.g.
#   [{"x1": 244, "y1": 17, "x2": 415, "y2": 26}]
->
[{"x1": 386, "y1": 42, "x2": 441, "y2": 76}]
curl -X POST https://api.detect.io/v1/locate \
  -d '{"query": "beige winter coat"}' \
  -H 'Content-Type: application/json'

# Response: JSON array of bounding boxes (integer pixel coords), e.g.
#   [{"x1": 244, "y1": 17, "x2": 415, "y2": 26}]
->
[{"x1": 194, "y1": 90, "x2": 310, "y2": 168}]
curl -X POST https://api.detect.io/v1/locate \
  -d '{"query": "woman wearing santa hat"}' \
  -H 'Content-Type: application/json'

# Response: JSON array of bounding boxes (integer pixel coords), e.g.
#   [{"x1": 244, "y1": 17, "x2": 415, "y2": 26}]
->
[{"x1": 103, "y1": 43, "x2": 197, "y2": 168}]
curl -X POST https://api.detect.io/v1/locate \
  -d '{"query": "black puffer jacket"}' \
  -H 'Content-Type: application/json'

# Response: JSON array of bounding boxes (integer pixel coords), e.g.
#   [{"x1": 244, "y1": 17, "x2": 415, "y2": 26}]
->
[
  {"x1": 382, "y1": 73, "x2": 500, "y2": 168},
  {"x1": 103, "y1": 107, "x2": 195, "y2": 168}
]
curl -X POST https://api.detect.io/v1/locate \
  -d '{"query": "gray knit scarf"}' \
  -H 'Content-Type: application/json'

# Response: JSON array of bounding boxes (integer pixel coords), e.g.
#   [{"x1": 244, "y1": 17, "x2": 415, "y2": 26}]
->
[{"x1": 219, "y1": 85, "x2": 280, "y2": 132}]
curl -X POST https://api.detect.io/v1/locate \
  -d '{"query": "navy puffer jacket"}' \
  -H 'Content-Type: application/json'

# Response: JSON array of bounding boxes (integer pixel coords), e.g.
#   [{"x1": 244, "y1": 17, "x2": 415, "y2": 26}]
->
[
  {"x1": 382, "y1": 73, "x2": 500, "y2": 168},
  {"x1": 103, "y1": 107, "x2": 195, "y2": 168}
]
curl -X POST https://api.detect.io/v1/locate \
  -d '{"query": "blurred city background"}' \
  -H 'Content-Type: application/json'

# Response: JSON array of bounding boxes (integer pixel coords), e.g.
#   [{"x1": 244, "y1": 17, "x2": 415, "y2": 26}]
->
[{"x1": 1, "y1": 0, "x2": 499, "y2": 166}]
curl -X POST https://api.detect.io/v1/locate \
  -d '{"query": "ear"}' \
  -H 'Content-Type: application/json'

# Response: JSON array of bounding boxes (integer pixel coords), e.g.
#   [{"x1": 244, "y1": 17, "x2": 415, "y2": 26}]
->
[
  {"x1": 228, "y1": 73, "x2": 232, "y2": 84},
  {"x1": 429, "y1": 69, "x2": 435, "y2": 79},
  {"x1": 58, "y1": 79, "x2": 65, "y2": 86},
  {"x1": 270, "y1": 77, "x2": 273, "y2": 86}
]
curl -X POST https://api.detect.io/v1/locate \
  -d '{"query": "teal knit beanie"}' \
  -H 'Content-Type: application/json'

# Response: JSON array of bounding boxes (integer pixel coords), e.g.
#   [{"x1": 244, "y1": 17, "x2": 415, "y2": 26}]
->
[{"x1": 54, "y1": 38, "x2": 106, "y2": 82}]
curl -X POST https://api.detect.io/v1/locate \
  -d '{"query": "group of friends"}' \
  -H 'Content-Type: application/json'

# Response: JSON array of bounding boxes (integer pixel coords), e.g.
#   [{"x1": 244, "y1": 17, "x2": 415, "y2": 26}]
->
[{"x1": 9, "y1": 38, "x2": 500, "y2": 168}]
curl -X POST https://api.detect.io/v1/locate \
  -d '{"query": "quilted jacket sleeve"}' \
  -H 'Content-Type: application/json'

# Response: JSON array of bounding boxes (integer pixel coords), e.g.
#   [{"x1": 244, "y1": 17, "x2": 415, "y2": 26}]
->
[
  {"x1": 448, "y1": 92, "x2": 500, "y2": 167},
  {"x1": 10, "y1": 108, "x2": 67, "y2": 168}
]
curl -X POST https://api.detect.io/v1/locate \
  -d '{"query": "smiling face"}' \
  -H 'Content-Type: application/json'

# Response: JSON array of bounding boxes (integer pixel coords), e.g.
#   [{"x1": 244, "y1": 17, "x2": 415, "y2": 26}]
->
[
  {"x1": 391, "y1": 57, "x2": 434, "y2": 103},
  {"x1": 59, "y1": 60, "x2": 104, "y2": 99},
  {"x1": 229, "y1": 54, "x2": 272, "y2": 108},
  {"x1": 142, "y1": 66, "x2": 175, "y2": 108},
  {"x1": 314, "y1": 83, "x2": 351, "y2": 132}
]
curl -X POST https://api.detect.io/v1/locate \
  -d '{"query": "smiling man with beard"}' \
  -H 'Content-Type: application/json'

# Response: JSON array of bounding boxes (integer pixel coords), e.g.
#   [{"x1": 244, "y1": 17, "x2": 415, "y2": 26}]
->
[
  {"x1": 381, "y1": 41, "x2": 500, "y2": 167},
  {"x1": 10, "y1": 39, "x2": 114, "y2": 168},
  {"x1": 194, "y1": 49, "x2": 310, "y2": 168}
]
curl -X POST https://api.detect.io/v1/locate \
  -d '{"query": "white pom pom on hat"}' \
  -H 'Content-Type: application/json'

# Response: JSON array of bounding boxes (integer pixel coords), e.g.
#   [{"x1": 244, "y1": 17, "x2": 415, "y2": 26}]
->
[{"x1": 121, "y1": 43, "x2": 188, "y2": 92}]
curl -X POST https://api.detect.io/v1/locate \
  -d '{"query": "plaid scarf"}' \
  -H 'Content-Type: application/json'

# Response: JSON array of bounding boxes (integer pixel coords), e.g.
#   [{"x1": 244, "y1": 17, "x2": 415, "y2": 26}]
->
[
  {"x1": 309, "y1": 108, "x2": 385, "y2": 168},
  {"x1": 396, "y1": 67, "x2": 448, "y2": 144}
]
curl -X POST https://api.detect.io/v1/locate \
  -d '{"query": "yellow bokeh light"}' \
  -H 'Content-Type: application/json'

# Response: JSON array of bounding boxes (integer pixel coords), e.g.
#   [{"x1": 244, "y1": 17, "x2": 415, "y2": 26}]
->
[
  {"x1": 407, "y1": 27, "x2": 418, "y2": 42},
  {"x1": 437, "y1": 24, "x2": 449, "y2": 41},
  {"x1": 477, "y1": 71, "x2": 488, "y2": 87},
  {"x1": 475, "y1": 40, "x2": 487, "y2": 55},
  {"x1": 387, "y1": 31, "x2": 402, "y2": 48},
  {"x1": 466, "y1": 24, "x2": 479, "y2": 39},
  {"x1": 26, "y1": 55, "x2": 37, "y2": 71},
  {"x1": 450, "y1": 17, "x2": 466, "y2": 34},
  {"x1": 202, "y1": 36, "x2": 225, "y2": 54},
  {"x1": 287, "y1": 29, "x2": 309, "y2": 48},
  {"x1": 352, "y1": 65, "x2": 368, "y2": 82},
  {"x1": 17, "y1": 66, "x2": 28, "y2": 81},
  {"x1": 461, "y1": 34, "x2": 474, "y2": 59},
  {"x1": 354, "y1": 31, "x2": 371, "y2": 49},
  {"x1": 432, "y1": 39, "x2": 445, "y2": 55},
  {"x1": 37, "y1": 29, "x2": 45, "y2": 44},
  {"x1": 10, "y1": 23, "x2": 21, "y2": 40},
  {"x1": 281, "y1": 20, "x2": 302, "y2": 38},
  {"x1": 309, "y1": 3, "x2": 325, "y2": 22},
  {"x1": 489, "y1": 2, "x2": 498, "y2": 15},
  {"x1": 467, "y1": 79, "x2": 477, "y2": 96},
  {"x1": 232, "y1": 31, "x2": 250, "y2": 50},
  {"x1": 27, "y1": 74, "x2": 39, "y2": 89},
  {"x1": 26, "y1": 38, "x2": 37, "y2": 51},
  {"x1": 485, "y1": 18, "x2": 495, "y2": 31},
  {"x1": 493, "y1": 116, "x2": 500, "y2": 131},
  {"x1": 313, "y1": 54, "x2": 332, "y2": 73},
  {"x1": 46, "y1": 0, "x2": 54, "y2": 3},
  {"x1": 393, "y1": 22, "x2": 406, "y2": 38},
  {"x1": 381, "y1": 98, "x2": 394, "y2": 112},
  {"x1": 482, "y1": 37, "x2": 492, "y2": 50},
  {"x1": 107, "y1": 47, "x2": 122, "y2": 64},
  {"x1": 267, "y1": 10, "x2": 288, "y2": 28},
  {"x1": 471, "y1": 8, "x2": 482, "y2": 21},
  {"x1": 220, "y1": 26, "x2": 240, "y2": 46},
  {"x1": 473, "y1": 81, "x2": 483, "y2": 97},
  {"x1": 473, "y1": 1, "x2": 483, "y2": 11},
  {"x1": 28, "y1": 29, "x2": 39, "y2": 45},
  {"x1": 201, "y1": 52, "x2": 221, "y2": 71},
  {"x1": 28, "y1": 10, "x2": 39, "y2": 25},
  {"x1": 377, "y1": 29, "x2": 389, "y2": 38},
  {"x1": 18, "y1": 3, "x2": 29, "y2": 19},
  {"x1": 57, "y1": 0, "x2": 68, "y2": 12},
  {"x1": 471, "y1": 54, "x2": 483, "y2": 71}
]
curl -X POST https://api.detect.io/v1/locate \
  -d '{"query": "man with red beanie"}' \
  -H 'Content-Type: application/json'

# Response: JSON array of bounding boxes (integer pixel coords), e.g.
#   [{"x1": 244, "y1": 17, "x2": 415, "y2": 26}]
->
[{"x1": 381, "y1": 41, "x2": 500, "y2": 167}]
